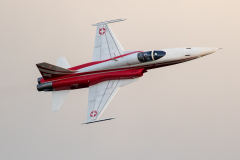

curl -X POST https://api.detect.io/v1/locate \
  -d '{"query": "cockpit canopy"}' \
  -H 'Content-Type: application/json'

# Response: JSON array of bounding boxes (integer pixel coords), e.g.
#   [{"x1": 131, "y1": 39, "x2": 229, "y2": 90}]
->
[{"x1": 137, "y1": 50, "x2": 166, "y2": 63}]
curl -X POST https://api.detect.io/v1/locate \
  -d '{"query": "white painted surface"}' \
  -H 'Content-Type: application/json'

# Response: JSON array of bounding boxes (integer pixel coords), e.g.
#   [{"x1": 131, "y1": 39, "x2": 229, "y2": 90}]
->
[
  {"x1": 52, "y1": 90, "x2": 70, "y2": 111},
  {"x1": 87, "y1": 79, "x2": 139, "y2": 122},
  {"x1": 92, "y1": 23, "x2": 124, "y2": 61},
  {"x1": 56, "y1": 57, "x2": 71, "y2": 69}
]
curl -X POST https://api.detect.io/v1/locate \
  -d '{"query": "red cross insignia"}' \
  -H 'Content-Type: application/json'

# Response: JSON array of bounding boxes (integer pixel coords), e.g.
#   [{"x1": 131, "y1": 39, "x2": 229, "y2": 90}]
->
[
  {"x1": 90, "y1": 110, "x2": 97, "y2": 117},
  {"x1": 99, "y1": 28, "x2": 106, "y2": 35}
]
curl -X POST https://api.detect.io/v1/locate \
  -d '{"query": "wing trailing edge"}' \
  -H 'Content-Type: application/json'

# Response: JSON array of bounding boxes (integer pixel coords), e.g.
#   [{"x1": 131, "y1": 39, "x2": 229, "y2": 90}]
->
[{"x1": 86, "y1": 78, "x2": 139, "y2": 124}]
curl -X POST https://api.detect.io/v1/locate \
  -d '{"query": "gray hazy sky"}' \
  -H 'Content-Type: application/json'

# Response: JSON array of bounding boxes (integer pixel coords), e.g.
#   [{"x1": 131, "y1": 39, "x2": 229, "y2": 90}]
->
[{"x1": 0, "y1": 0, "x2": 240, "y2": 160}]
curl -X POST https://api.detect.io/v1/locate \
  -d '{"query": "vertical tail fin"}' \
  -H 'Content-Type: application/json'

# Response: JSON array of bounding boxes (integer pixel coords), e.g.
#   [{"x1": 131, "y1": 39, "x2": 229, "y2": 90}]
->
[{"x1": 36, "y1": 62, "x2": 76, "y2": 80}]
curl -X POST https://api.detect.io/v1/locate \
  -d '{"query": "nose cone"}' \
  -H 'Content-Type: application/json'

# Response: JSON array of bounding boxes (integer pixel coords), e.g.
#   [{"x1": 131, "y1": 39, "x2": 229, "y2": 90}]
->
[{"x1": 200, "y1": 47, "x2": 221, "y2": 56}]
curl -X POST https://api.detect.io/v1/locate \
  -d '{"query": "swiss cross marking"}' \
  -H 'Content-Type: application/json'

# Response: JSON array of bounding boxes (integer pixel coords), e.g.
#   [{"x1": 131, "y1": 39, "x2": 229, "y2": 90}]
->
[
  {"x1": 90, "y1": 110, "x2": 97, "y2": 117},
  {"x1": 99, "y1": 28, "x2": 106, "y2": 35}
]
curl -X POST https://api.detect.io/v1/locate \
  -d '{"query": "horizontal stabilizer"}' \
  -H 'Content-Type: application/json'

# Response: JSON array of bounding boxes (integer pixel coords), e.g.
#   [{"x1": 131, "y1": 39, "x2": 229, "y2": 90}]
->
[
  {"x1": 52, "y1": 90, "x2": 70, "y2": 111},
  {"x1": 81, "y1": 117, "x2": 116, "y2": 125}
]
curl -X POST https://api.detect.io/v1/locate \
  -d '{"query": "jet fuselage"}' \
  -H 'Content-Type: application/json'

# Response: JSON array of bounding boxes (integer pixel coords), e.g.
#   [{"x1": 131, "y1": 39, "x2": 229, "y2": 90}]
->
[{"x1": 37, "y1": 47, "x2": 219, "y2": 92}]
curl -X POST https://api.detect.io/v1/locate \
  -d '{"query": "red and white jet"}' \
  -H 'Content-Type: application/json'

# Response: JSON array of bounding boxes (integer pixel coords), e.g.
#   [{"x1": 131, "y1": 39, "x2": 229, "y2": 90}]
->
[{"x1": 36, "y1": 19, "x2": 221, "y2": 124}]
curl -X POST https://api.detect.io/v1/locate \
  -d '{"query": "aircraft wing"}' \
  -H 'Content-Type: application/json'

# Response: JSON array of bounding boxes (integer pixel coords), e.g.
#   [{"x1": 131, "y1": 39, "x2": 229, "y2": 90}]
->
[
  {"x1": 82, "y1": 78, "x2": 138, "y2": 124},
  {"x1": 92, "y1": 19, "x2": 125, "y2": 61}
]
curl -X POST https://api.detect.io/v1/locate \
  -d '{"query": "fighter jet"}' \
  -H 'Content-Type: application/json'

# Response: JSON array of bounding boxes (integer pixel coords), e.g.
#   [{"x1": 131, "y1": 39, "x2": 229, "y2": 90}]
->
[{"x1": 36, "y1": 19, "x2": 221, "y2": 124}]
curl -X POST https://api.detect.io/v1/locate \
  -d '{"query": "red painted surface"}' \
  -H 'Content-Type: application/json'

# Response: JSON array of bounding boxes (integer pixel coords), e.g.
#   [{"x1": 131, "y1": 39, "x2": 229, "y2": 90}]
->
[
  {"x1": 69, "y1": 61, "x2": 105, "y2": 71},
  {"x1": 90, "y1": 110, "x2": 97, "y2": 117},
  {"x1": 144, "y1": 56, "x2": 198, "y2": 70},
  {"x1": 40, "y1": 51, "x2": 142, "y2": 83},
  {"x1": 52, "y1": 68, "x2": 146, "y2": 91},
  {"x1": 40, "y1": 56, "x2": 198, "y2": 84},
  {"x1": 99, "y1": 28, "x2": 106, "y2": 35},
  {"x1": 69, "y1": 51, "x2": 142, "y2": 71}
]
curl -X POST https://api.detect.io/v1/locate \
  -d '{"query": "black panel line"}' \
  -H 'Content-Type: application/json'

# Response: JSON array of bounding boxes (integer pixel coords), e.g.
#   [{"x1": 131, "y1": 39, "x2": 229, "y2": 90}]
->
[
  {"x1": 95, "y1": 80, "x2": 111, "y2": 120},
  {"x1": 104, "y1": 25, "x2": 112, "y2": 59},
  {"x1": 106, "y1": 25, "x2": 121, "y2": 56},
  {"x1": 100, "y1": 25, "x2": 102, "y2": 60},
  {"x1": 97, "y1": 80, "x2": 120, "y2": 120}
]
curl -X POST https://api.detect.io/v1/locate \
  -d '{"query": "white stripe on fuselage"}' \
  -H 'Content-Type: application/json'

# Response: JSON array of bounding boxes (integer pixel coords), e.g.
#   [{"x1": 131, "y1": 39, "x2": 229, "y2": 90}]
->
[{"x1": 76, "y1": 48, "x2": 201, "y2": 74}]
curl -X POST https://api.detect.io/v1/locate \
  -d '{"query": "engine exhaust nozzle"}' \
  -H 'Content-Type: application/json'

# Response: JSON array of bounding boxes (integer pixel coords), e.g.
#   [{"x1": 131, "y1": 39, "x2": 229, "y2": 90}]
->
[
  {"x1": 37, "y1": 77, "x2": 43, "y2": 84},
  {"x1": 37, "y1": 82, "x2": 54, "y2": 91}
]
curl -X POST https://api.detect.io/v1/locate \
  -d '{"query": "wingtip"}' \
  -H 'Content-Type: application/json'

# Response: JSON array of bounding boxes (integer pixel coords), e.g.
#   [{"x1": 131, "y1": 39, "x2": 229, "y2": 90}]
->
[
  {"x1": 81, "y1": 117, "x2": 116, "y2": 125},
  {"x1": 92, "y1": 18, "x2": 127, "y2": 26}
]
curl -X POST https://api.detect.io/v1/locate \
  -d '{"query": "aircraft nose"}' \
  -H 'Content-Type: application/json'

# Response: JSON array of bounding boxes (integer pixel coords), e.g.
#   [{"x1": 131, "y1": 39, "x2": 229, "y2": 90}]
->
[{"x1": 200, "y1": 47, "x2": 221, "y2": 56}]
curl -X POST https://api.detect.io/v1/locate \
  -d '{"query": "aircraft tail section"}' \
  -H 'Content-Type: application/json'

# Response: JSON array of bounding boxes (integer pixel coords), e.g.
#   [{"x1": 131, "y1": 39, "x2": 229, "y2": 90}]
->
[{"x1": 36, "y1": 62, "x2": 76, "y2": 80}]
